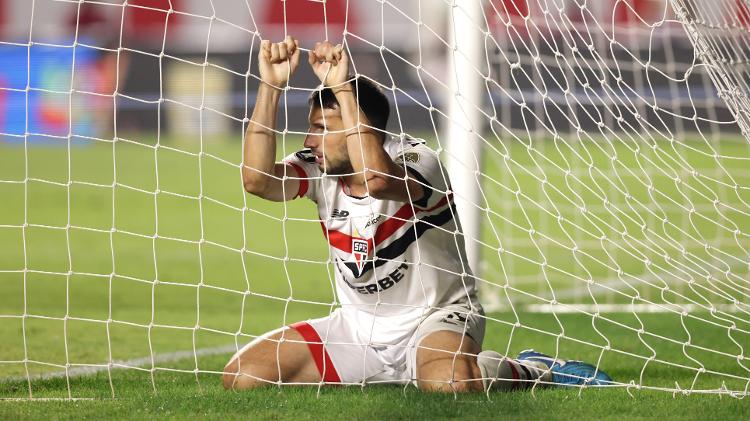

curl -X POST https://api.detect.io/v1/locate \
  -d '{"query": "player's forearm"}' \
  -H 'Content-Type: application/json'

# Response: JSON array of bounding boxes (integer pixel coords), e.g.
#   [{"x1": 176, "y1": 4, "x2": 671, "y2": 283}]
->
[
  {"x1": 333, "y1": 86, "x2": 424, "y2": 202},
  {"x1": 333, "y1": 87, "x2": 398, "y2": 179},
  {"x1": 243, "y1": 84, "x2": 282, "y2": 193}
]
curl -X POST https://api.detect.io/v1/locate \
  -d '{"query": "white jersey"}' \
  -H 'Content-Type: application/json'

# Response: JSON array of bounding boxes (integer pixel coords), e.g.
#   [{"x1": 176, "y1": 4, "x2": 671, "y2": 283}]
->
[{"x1": 283, "y1": 136, "x2": 479, "y2": 343}]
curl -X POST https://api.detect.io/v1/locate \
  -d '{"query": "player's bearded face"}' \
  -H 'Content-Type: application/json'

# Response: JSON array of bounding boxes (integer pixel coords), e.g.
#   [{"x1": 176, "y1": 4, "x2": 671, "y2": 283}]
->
[{"x1": 304, "y1": 106, "x2": 353, "y2": 175}]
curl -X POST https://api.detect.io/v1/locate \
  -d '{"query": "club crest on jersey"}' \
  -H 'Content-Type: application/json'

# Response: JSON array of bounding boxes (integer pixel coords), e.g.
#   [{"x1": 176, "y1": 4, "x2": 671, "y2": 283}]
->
[{"x1": 352, "y1": 238, "x2": 369, "y2": 276}]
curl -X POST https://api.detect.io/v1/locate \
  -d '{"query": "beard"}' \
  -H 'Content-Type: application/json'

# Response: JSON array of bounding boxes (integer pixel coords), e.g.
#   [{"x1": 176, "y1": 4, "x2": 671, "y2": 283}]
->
[{"x1": 319, "y1": 157, "x2": 353, "y2": 175}]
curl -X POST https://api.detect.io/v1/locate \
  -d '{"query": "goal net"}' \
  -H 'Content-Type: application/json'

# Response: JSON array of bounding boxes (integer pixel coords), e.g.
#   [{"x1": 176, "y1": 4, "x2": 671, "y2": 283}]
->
[{"x1": 0, "y1": 0, "x2": 749, "y2": 399}]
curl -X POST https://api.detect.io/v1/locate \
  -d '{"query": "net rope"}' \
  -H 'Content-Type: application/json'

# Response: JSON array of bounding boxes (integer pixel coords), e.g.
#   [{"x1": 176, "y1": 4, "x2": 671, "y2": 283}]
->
[{"x1": 0, "y1": 0, "x2": 749, "y2": 398}]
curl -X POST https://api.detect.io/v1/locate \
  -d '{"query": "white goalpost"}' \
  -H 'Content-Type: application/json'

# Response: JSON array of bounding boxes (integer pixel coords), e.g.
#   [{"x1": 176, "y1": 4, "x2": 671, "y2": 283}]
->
[
  {"x1": 1, "y1": 0, "x2": 750, "y2": 399},
  {"x1": 444, "y1": 0, "x2": 485, "y2": 287}
]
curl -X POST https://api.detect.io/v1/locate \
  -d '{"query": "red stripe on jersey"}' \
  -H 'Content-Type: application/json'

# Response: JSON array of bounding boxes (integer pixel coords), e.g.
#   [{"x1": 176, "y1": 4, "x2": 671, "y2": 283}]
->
[
  {"x1": 287, "y1": 163, "x2": 309, "y2": 198},
  {"x1": 289, "y1": 322, "x2": 341, "y2": 383},
  {"x1": 373, "y1": 193, "x2": 453, "y2": 245},
  {"x1": 320, "y1": 223, "x2": 373, "y2": 254},
  {"x1": 320, "y1": 193, "x2": 453, "y2": 253}
]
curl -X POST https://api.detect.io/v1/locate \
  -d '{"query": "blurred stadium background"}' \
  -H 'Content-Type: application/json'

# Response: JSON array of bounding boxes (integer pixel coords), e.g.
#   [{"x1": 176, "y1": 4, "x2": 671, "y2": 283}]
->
[{"x1": 2, "y1": 0, "x2": 740, "y2": 140}]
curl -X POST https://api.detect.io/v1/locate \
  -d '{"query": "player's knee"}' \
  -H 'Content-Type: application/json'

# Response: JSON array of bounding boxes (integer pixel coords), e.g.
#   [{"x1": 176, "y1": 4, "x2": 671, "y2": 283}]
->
[
  {"x1": 222, "y1": 369, "x2": 239, "y2": 390},
  {"x1": 222, "y1": 357, "x2": 266, "y2": 390},
  {"x1": 223, "y1": 359, "x2": 243, "y2": 390},
  {"x1": 418, "y1": 379, "x2": 452, "y2": 393},
  {"x1": 417, "y1": 378, "x2": 482, "y2": 393},
  {"x1": 416, "y1": 358, "x2": 484, "y2": 393},
  {"x1": 450, "y1": 379, "x2": 482, "y2": 393},
  {"x1": 223, "y1": 374, "x2": 264, "y2": 390}
]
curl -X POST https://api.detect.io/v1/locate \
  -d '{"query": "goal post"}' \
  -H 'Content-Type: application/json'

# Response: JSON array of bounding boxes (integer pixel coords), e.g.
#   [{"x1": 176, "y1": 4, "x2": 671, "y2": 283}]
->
[
  {"x1": 443, "y1": 0, "x2": 486, "y2": 295},
  {"x1": 1, "y1": 0, "x2": 750, "y2": 399}
]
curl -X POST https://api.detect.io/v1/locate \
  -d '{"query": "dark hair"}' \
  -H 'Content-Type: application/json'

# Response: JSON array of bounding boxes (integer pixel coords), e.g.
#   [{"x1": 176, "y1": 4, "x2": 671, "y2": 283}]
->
[{"x1": 308, "y1": 76, "x2": 390, "y2": 136}]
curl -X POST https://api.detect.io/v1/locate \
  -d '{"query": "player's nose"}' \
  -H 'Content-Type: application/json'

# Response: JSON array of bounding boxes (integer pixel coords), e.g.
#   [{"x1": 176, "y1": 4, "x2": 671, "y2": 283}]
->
[{"x1": 303, "y1": 134, "x2": 318, "y2": 149}]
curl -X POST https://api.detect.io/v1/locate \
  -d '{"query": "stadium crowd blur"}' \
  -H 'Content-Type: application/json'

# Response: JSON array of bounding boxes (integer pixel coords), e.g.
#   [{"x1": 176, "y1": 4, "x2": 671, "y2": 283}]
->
[{"x1": 0, "y1": 0, "x2": 736, "y2": 141}]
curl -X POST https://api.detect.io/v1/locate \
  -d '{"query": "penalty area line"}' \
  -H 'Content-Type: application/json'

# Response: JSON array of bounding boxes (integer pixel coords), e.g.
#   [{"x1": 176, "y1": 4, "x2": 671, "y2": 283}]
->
[{"x1": 1, "y1": 344, "x2": 238, "y2": 385}]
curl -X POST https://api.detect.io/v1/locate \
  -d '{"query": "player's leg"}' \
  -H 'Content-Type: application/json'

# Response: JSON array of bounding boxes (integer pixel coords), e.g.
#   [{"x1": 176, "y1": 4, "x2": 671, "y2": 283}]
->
[
  {"x1": 513, "y1": 350, "x2": 614, "y2": 386},
  {"x1": 412, "y1": 300, "x2": 552, "y2": 393},
  {"x1": 415, "y1": 329, "x2": 484, "y2": 393},
  {"x1": 224, "y1": 310, "x2": 361, "y2": 390},
  {"x1": 412, "y1": 300, "x2": 487, "y2": 393},
  {"x1": 415, "y1": 331, "x2": 561, "y2": 392},
  {"x1": 474, "y1": 350, "x2": 552, "y2": 391},
  {"x1": 477, "y1": 350, "x2": 616, "y2": 390},
  {"x1": 223, "y1": 326, "x2": 322, "y2": 390}
]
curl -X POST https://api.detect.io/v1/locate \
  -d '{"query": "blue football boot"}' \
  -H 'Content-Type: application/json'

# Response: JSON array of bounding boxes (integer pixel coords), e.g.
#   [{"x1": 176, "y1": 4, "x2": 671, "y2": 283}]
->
[{"x1": 516, "y1": 349, "x2": 613, "y2": 386}]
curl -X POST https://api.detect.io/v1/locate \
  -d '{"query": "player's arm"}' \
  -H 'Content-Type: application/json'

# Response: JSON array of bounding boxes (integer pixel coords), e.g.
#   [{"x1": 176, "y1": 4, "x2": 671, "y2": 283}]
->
[
  {"x1": 335, "y1": 85, "x2": 423, "y2": 203},
  {"x1": 308, "y1": 42, "x2": 424, "y2": 203},
  {"x1": 243, "y1": 36, "x2": 302, "y2": 202}
]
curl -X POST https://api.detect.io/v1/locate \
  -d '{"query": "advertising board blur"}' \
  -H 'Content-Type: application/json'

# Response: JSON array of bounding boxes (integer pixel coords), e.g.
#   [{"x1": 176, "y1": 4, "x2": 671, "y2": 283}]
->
[{"x1": 0, "y1": 44, "x2": 101, "y2": 140}]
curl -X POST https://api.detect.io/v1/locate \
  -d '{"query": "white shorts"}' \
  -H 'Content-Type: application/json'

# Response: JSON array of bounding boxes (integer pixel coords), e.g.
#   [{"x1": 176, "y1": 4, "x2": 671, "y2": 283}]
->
[{"x1": 289, "y1": 299, "x2": 485, "y2": 385}]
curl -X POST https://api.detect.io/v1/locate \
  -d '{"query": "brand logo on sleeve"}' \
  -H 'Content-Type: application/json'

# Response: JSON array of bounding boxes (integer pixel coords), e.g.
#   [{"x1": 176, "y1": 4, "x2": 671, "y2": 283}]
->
[
  {"x1": 395, "y1": 152, "x2": 420, "y2": 164},
  {"x1": 295, "y1": 149, "x2": 317, "y2": 163},
  {"x1": 331, "y1": 208, "x2": 350, "y2": 218}
]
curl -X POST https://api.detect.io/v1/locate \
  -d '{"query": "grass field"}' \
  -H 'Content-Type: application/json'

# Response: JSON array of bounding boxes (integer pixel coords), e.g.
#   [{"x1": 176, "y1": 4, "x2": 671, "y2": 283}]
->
[{"x1": 1, "y1": 133, "x2": 750, "y2": 419}]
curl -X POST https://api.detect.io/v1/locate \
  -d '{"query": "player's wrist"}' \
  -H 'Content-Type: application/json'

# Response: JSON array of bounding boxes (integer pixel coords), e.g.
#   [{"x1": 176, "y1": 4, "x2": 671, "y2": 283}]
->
[
  {"x1": 257, "y1": 82, "x2": 284, "y2": 104},
  {"x1": 344, "y1": 126, "x2": 380, "y2": 141},
  {"x1": 331, "y1": 84, "x2": 352, "y2": 94},
  {"x1": 259, "y1": 79, "x2": 285, "y2": 93}
]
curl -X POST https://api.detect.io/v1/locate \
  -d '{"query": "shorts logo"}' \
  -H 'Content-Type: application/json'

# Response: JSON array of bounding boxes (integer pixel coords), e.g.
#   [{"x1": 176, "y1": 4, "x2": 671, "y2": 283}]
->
[
  {"x1": 440, "y1": 311, "x2": 467, "y2": 326},
  {"x1": 352, "y1": 238, "x2": 369, "y2": 276}
]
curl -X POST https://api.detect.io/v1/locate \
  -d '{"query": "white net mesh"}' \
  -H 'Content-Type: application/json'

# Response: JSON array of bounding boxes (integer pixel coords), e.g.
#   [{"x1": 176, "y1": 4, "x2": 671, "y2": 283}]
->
[{"x1": 0, "y1": 0, "x2": 749, "y2": 399}]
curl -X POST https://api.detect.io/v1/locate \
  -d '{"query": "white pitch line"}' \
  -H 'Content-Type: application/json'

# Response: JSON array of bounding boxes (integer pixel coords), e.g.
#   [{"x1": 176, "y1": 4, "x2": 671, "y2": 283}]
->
[
  {"x1": 482, "y1": 265, "x2": 749, "y2": 313},
  {"x1": 1, "y1": 344, "x2": 238, "y2": 384},
  {"x1": 522, "y1": 302, "x2": 747, "y2": 314}
]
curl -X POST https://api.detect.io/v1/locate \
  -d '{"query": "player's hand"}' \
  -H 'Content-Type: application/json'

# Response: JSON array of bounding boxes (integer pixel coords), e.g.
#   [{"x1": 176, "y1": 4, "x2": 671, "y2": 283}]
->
[
  {"x1": 308, "y1": 41, "x2": 349, "y2": 87},
  {"x1": 258, "y1": 36, "x2": 300, "y2": 89}
]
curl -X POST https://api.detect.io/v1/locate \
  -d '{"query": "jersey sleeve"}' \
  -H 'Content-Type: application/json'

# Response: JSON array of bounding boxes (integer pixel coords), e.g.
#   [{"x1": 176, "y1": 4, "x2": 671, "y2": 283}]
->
[
  {"x1": 395, "y1": 144, "x2": 452, "y2": 210},
  {"x1": 281, "y1": 149, "x2": 320, "y2": 201}
]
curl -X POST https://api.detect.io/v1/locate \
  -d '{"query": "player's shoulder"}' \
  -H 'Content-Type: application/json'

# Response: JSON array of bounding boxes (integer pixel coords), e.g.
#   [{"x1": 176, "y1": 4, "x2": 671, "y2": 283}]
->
[{"x1": 385, "y1": 135, "x2": 436, "y2": 164}]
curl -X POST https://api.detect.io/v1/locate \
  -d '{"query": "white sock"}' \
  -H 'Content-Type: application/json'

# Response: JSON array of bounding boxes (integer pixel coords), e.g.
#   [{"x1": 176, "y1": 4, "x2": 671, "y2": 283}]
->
[{"x1": 476, "y1": 350, "x2": 552, "y2": 391}]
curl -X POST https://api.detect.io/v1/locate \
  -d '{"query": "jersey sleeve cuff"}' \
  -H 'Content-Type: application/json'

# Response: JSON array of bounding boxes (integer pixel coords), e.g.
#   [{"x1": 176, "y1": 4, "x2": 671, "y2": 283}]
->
[
  {"x1": 287, "y1": 162, "x2": 309, "y2": 199},
  {"x1": 405, "y1": 166, "x2": 433, "y2": 209}
]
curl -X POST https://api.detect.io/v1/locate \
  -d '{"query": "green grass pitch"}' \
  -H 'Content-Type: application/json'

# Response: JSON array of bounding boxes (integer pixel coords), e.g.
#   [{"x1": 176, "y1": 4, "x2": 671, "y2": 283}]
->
[{"x1": 1, "y1": 134, "x2": 749, "y2": 419}]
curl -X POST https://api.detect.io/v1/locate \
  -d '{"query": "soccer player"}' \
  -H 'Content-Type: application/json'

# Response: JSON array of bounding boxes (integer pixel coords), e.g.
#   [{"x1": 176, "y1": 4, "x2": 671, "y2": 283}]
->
[{"x1": 223, "y1": 36, "x2": 612, "y2": 392}]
